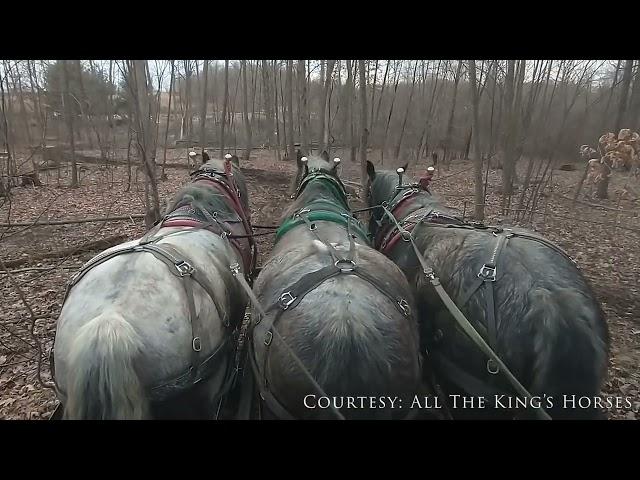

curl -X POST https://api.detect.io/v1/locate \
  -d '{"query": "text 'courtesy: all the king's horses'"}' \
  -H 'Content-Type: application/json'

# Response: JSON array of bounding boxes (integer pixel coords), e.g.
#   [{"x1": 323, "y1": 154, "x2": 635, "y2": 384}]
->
[
  {"x1": 51, "y1": 154, "x2": 256, "y2": 419},
  {"x1": 242, "y1": 152, "x2": 424, "y2": 420},
  {"x1": 366, "y1": 161, "x2": 610, "y2": 420}
]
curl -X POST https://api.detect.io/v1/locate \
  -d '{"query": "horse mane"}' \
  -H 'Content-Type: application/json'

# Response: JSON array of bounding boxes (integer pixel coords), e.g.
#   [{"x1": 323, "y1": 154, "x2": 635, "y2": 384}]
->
[
  {"x1": 372, "y1": 169, "x2": 455, "y2": 215},
  {"x1": 165, "y1": 183, "x2": 236, "y2": 217}
]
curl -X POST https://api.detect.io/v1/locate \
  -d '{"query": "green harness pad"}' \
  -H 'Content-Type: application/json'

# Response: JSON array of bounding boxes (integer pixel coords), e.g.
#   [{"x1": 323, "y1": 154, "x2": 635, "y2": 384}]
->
[{"x1": 275, "y1": 197, "x2": 370, "y2": 245}]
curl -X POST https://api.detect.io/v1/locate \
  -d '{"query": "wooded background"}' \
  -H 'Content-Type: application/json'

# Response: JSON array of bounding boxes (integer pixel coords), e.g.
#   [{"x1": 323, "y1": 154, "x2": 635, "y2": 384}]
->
[
  {"x1": 1, "y1": 60, "x2": 639, "y2": 420},
  {"x1": 1, "y1": 60, "x2": 639, "y2": 223}
]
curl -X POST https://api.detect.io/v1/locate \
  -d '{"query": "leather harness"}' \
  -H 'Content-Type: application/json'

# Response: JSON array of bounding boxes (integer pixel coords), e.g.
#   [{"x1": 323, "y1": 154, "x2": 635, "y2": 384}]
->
[
  {"x1": 372, "y1": 183, "x2": 577, "y2": 418},
  {"x1": 244, "y1": 169, "x2": 417, "y2": 420},
  {"x1": 50, "y1": 164, "x2": 255, "y2": 413}
]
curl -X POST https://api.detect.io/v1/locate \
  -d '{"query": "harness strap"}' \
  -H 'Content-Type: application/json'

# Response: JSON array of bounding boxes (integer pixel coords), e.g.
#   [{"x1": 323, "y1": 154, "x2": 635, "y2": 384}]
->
[
  {"x1": 300, "y1": 215, "x2": 344, "y2": 263},
  {"x1": 55, "y1": 236, "x2": 234, "y2": 405},
  {"x1": 231, "y1": 264, "x2": 345, "y2": 420},
  {"x1": 432, "y1": 354, "x2": 513, "y2": 405},
  {"x1": 380, "y1": 204, "x2": 552, "y2": 421}
]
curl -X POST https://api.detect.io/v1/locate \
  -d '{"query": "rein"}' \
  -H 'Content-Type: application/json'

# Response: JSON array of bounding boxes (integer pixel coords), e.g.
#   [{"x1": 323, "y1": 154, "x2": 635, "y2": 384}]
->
[
  {"x1": 370, "y1": 183, "x2": 553, "y2": 420},
  {"x1": 378, "y1": 204, "x2": 552, "y2": 420}
]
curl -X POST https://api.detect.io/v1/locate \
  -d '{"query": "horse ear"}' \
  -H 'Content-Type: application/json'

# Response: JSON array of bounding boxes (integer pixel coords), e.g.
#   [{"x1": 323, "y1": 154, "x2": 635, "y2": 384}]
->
[
  {"x1": 402, "y1": 162, "x2": 408, "y2": 172},
  {"x1": 321, "y1": 150, "x2": 329, "y2": 162},
  {"x1": 366, "y1": 160, "x2": 376, "y2": 179},
  {"x1": 202, "y1": 151, "x2": 210, "y2": 163}
]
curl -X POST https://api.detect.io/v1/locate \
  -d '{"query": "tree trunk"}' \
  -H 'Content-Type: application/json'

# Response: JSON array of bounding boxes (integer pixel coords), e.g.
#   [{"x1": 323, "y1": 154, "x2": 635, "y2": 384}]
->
[
  {"x1": 13, "y1": 62, "x2": 33, "y2": 147},
  {"x1": 241, "y1": 60, "x2": 252, "y2": 161},
  {"x1": 297, "y1": 60, "x2": 310, "y2": 154},
  {"x1": 358, "y1": 60, "x2": 368, "y2": 187},
  {"x1": 262, "y1": 61, "x2": 274, "y2": 150},
  {"x1": 220, "y1": 60, "x2": 229, "y2": 158},
  {"x1": 0, "y1": 67, "x2": 15, "y2": 188},
  {"x1": 184, "y1": 61, "x2": 193, "y2": 140},
  {"x1": 417, "y1": 60, "x2": 442, "y2": 164},
  {"x1": 319, "y1": 60, "x2": 336, "y2": 152},
  {"x1": 443, "y1": 61, "x2": 463, "y2": 166},
  {"x1": 286, "y1": 61, "x2": 296, "y2": 194},
  {"x1": 501, "y1": 60, "x2": 516, "y2": 210},
  {"x1": 373, "y1": 60, "x2": 391, "y2": 140},
  {"x1": 130, "y1": 60, "x2": 160, "y2": 228},
  {"x1": 595, "y1": 163, "x2": 611, "y2": 199},
  {"x1": 369, "y1": 59, "x2": 378, "y2": 133},
  {"x1": 199, "y1": 59, "x2": 209, "y2": 153},
  {"x1": 75, "y1": 60, "x2": 104, "y2": 154},
  {"x1": 600, "y1": 60, "x2": 622, "y2": 134},
  {"x1": 273, "y1": 61, "x2": 281, "y2": 161},
  {"x1": 628, "y1": 60, "x2": 640, "y2": 130},
  {"x1": 279, "y1": 67, "x2": 287, "y2": 154},
  {"x1": 394, "y1": 61, "x2": 419, "y2": 160},
  {"x1": 162, "y1": 60, "x2": 175, "y2": 176},
  {"x1": 614, "y1": 60, "x2": 634, "y2": 132},
  {"x1": 346, "y1": 60, "x2": 356, "y2": 163},
  {"x1": 61, "y1": 60, "x2": 78, "y2": 187},
  {"x1": 381, "y1": 62, "x2": 401, "y2": 164},
  {"x1": 469, "y1": 60, "x2": 484, "y2": 221}
]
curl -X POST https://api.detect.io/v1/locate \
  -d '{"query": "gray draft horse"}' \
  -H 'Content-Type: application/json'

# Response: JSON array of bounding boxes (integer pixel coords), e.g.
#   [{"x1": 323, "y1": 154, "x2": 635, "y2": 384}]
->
[
  {"x1": 243, "y1": 153, "x2": 423, "y2": 420},
  {"x1": 366, "y1": 162, "x2": 610, "y2": 419},
  {"x1": 52, "y1": 155, "x2": 255, "y2": 419}
]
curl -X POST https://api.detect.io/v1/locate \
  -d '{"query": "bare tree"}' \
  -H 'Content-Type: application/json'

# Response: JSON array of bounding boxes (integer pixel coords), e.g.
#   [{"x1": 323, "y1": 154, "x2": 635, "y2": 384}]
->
[
  {"x1": 628, "y1": 60, "x2": 640, "y2": 130},
  {"x1": 61, "y1": 60, "x2": 78, "y2": 187},
  {"x1": 358, "y1": 60, "x2": 368, "y2": 186},
  {"x1": 198, "y1": 60, "x2": 209, "y2": 154},
  {"x1": 393, "y1": 61, "x2": 419, "y2": 160},
  {"x1": 261, "y1": 60, "x2": 274, "y2": 150},
  {"x1": 501, "y1": 60, "x2": 526, "y2": 213},
  {"x1": 273, "y1": 61, "x2": 281, "y2": 161},
  {"x1": 128, "y1": 60, "x2": 160, "y2": 228},
  {"x1": 162, "y1": 60, "x2": 175, "y2": 176},
  {"x1": 381, "y1": 61, "x2": 402, "y2": 164},
  {"x1": 442, "y1": 60, "x2": 464, "y2": 165},
  {"x1": 468, "y1": 60, "x2": 484, "y2": 221},
  {"x1": 241, "y1": 60, "x2": 252, "y2": 161},
  {"x1": 286, "y1": 61, "x2": 296, "y2": 193},
  {"x1": 220, "y1": 60, "x2": 229, "y2": 158},
  {"x1": 297, "y1": 60, "x2": 310, "y2": 154},
  {"x1": 346, "y1": 60, "x2": 356, "y2": 163},
  {"x1": 319, "y1": 60, "x2": 336, "y2": 152},
  {"x1": 615, "y1": 60, "x2": 634, "y2": 132}
]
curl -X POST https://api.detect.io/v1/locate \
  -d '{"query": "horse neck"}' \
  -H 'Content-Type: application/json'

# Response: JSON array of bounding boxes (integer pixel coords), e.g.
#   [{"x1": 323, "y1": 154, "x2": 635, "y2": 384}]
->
[
  {"x1": 400, "y1": 191, "x2": 443, "y2": 218},
  {"x1": 293, "y1": 180, "x2": 348, "y2": 214}
]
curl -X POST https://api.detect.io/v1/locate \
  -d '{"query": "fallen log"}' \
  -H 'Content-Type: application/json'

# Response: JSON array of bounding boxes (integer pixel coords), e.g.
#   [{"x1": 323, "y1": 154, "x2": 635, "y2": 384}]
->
[
  {"x1": 1, "y1": 234, "x2": 128, "y2": 268},
  {"x1": 0, "y1": 214, "x2": 145, "y2": 228}
]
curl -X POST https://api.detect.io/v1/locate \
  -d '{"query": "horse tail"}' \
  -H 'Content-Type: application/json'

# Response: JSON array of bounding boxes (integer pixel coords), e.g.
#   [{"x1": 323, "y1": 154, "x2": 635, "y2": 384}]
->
[
  {"x1": 526, "y1": 288, "x2": 609, "y2": 419},
  {"x1": 64, "y1": 312, "x2": 150, "y2": 420}
]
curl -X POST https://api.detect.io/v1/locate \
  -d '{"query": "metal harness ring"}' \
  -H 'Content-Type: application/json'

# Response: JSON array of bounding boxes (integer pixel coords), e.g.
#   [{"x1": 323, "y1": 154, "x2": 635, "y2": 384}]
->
[{"x1": 335, "y1": 259, "x2": 356, "y2": 273}]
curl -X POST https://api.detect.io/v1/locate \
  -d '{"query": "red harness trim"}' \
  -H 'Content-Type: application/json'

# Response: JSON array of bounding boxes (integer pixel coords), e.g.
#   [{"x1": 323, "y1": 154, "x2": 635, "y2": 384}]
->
[
  {"x1": 375, "y1": 191, "x2": 421, "y2": 254},
  {"x1": 162, "y1": 172, "x2": 256, "y2": 274}
]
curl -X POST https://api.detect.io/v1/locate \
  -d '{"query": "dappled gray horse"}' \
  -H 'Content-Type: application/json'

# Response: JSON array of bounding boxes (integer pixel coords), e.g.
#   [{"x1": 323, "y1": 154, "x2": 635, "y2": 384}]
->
[
  {"x1": 52, "y1": 156, "x2": 256, "y2": 419},
  {"x1": 244, "y1": 153, "x2": 422, "y2": 420},
  {"x1": 366, "y1": 162, "x2": 609, "y2": 419}
]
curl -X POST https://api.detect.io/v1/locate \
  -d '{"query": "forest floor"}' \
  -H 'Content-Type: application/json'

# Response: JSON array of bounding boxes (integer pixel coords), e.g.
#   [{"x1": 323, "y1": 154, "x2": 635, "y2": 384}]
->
[{"x1": 0, "y1": 148, "x2": 638, "y2": 420}]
